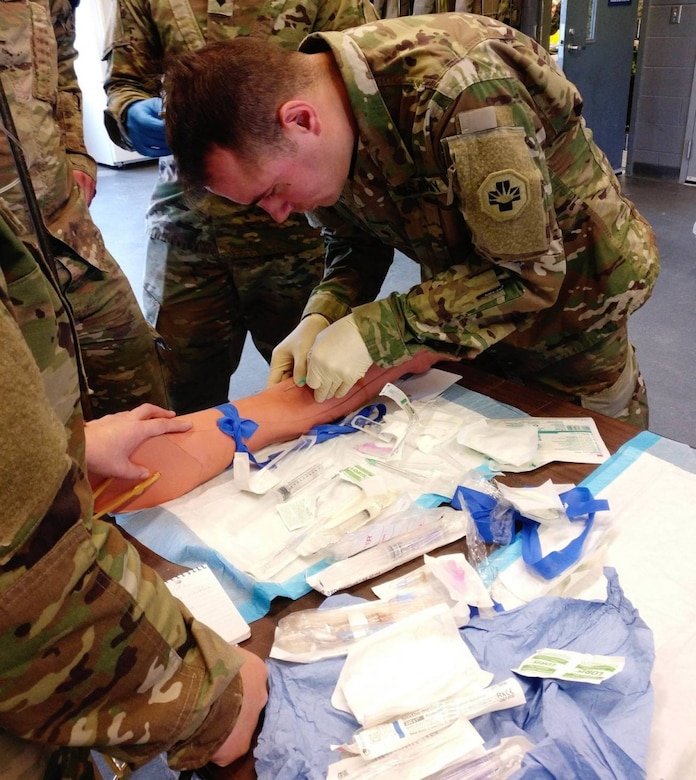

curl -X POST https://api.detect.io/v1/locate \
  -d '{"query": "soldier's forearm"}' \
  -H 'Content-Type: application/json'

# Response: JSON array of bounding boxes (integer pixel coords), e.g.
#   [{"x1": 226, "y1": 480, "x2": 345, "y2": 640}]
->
[{"x1": 91, "y1": 351, "x2": 440, "y2": 513}]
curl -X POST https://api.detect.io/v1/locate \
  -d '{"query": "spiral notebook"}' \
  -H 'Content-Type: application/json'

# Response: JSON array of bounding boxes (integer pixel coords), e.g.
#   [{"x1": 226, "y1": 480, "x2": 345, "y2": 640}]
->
[{"x1": 165, "y1": 564, "x2": 250, "y2": 644}]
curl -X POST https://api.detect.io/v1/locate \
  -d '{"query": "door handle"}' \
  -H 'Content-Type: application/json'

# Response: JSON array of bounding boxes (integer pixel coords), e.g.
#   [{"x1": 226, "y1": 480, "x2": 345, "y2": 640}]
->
[{"x1": 566, "y1": 44, "x2": 585, "y2": 51}]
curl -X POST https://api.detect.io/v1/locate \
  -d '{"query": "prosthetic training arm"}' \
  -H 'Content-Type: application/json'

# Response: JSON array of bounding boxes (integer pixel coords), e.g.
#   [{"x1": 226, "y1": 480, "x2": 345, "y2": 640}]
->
[{"x1": 91, "y1": 352, "x2": 442, "y2": 515}]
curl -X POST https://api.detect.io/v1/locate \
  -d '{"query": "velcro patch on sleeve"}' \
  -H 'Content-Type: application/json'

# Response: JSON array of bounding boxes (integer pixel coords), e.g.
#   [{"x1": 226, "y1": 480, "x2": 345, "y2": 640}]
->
[{"x1": 444, "y1": 125, "x2": 549, "y2": 258}]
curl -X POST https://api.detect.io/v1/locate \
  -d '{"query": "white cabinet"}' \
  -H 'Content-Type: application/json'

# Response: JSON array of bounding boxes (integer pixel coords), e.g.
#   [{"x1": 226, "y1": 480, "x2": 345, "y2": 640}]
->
[{"x1": 74, "y1": 0, "x2": 146, "y2": 167}]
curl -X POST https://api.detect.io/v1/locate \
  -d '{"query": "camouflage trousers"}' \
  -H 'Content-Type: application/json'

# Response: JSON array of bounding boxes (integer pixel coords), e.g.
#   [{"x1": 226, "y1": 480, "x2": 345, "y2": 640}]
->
[
  {"x1": 576, "y1": 340, "x2": 648, "y2": 430},
  {"x1": 0, "y1": 734, "x2": 96, "y2": 780},
  {"x1": 57, "y1": 247, "x2": 168, "y2": 417},
  {"x1": 474, "y1": 324, "x2": 649, "y2": 430},
  {"x1": 143, "y1": 235, "x2": 325, "y2": 414}
]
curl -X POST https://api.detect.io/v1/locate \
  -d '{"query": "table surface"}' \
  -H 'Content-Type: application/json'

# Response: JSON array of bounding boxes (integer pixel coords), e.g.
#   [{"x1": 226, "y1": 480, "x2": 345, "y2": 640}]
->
[{"x1": 123, "y1": 363, "x2": 642, "y2": 779}]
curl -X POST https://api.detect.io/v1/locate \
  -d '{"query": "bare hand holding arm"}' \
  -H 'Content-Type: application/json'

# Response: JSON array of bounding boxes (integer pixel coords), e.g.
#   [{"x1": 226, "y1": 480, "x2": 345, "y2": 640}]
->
[{"x1": 85, "y1": 404, "x2": 192, "y2": 480}]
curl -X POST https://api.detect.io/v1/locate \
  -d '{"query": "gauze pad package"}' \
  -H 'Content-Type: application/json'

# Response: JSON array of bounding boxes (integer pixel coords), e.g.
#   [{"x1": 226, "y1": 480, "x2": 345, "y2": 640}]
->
[{"x1": 331, "y1": 603, "x2": 493, "y2": 727}]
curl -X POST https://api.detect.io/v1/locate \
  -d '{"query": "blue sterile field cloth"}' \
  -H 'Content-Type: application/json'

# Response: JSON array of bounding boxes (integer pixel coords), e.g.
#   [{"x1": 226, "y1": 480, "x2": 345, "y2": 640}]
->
[{"x1": 254, "y1": 569, "x2": 654, "y2": 779}]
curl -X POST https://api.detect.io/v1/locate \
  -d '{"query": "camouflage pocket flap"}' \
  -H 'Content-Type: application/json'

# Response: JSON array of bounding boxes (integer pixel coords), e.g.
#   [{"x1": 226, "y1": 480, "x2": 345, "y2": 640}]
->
[{"x1": 444, "y1": 126, "x2": 549, "y2": 259}]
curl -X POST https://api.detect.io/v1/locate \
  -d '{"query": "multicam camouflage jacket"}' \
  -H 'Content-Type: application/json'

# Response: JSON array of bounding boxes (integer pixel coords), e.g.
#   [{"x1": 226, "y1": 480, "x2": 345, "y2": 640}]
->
[
  {"x1": 103, "y1": 0, "x2": 384, "y2": 258},
  {"x1": 0, "y1": 208, "x2": 245, "y2": 775},
  {"x1": 300, "y1": 13, "x2": 660, "y2": 390},
  {"x1": 0, "y1": 0, "x2": 113, "y2": 270}
]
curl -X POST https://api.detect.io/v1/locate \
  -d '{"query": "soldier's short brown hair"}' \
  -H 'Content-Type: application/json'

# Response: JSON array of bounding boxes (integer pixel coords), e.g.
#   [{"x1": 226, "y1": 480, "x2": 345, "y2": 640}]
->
[{"x1": 164, "y1": 38, "x2": 309, "y2": 189}]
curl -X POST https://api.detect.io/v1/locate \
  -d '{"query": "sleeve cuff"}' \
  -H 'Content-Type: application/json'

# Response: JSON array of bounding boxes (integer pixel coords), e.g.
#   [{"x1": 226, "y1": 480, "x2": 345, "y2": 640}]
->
[
  {"x1": 351, "y1": 297, "x2": 412, "y2": 366},
  {"x1": 104, "y1": 106, "x2": 135, "y2": 151},
  {"x1": 168, "y1": 667, "x2": 244, "y2": 770},
  {"x1": 301, "y1": 290, "x2": 350, "y2": 324},
  {"x1": 67, "y1": 152, "x2": 97, "y2": 181}
]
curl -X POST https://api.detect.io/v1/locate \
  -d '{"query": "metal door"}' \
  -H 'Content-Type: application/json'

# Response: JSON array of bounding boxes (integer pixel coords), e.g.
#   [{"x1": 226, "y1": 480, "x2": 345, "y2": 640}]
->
[{"x1": 557, "y1": 0, "x2": 639, "y2": 170}]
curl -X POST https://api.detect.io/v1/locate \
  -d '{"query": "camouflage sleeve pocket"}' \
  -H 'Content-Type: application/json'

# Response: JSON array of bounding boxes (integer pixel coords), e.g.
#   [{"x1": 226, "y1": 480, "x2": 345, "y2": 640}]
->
[
  {"x1": 444, "y1": 126, "x2": 549, "y2": 260},
  {"x1": 29, "y1": 1, "x2": 59, "y2": 103}
]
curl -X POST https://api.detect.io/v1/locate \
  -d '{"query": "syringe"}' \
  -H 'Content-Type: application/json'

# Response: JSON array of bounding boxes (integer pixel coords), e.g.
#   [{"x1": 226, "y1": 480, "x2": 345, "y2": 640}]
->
[
  {"x1": 273, "y1": 592, "x2": 445, "y2": 656},
  {"x1": 365, "y1": 456, "x2": 428, "y2": 484},
  {"x1": 248, "y1": 432, "x2": 320, "y2": 494},
  {"x1": 307, "y1": 510, "x2": 468, "y2": 595},
  {"x1": 275, "y1": 462, "x2": 324, "y2": 501}
]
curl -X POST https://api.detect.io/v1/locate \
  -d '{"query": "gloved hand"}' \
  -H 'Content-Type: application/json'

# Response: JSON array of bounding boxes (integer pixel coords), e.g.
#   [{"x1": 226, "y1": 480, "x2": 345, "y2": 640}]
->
[
  {"x1": 306, "y1": 313, "x2": 373, "y2": 402},
  {"x1": 125, "y1": 98, "x2": 171, "y2": 158},
  {"x1": 267, "y1": 313, "x2": 331, "y2": 387}
]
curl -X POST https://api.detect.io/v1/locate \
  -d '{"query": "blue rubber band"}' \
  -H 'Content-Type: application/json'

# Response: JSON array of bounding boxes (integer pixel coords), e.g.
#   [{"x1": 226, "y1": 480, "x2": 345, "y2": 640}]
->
[
  {"x1": 520, "y1": 486, "x2": 609, "y2": 580},
  {"x1": 215, "y1": 402, "x2": 388, "y2": 468},
  {"x1": 215, "y1": 403, "x2": 263, "y2": 466},
  {"x1": 451, "y1": 481, "x2": 610, "y2": 581},
  {"x1": 306, "y1": 403, "x2": 388, "y2": 443}
]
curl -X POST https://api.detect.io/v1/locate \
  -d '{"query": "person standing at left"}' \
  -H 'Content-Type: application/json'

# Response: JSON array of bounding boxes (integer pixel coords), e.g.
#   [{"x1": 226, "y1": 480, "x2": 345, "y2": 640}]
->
[
  {"x1": 101, "y1": 0, "x2": 391, "y2": 414},
  {"x1": 0, "y1": 0, "x2": 168, "y2": 417}
]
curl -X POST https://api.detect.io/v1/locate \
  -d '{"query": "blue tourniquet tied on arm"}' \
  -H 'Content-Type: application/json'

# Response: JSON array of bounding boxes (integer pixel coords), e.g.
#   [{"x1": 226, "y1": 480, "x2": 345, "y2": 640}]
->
[{"x1": 254, "y1": 569, "x2": 654, "y2": 779}]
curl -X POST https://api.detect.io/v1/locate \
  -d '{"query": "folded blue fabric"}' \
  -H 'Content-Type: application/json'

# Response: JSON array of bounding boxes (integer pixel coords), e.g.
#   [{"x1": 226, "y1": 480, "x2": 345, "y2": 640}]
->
[{"x1": 254, "y1": 570, "x2": 654, "y2": 779}]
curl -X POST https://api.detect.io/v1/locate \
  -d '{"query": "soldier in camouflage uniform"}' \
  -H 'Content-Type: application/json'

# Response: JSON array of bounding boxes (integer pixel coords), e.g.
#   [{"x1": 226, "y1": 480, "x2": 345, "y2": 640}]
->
[
  {"x1": 164, "y1": 14, "x2": 660, "y2": 427},
  {"x1": 0, "y1": 177, "x2": 267, "y2": 773},
  {"x1": 0, "y1": 0, "x2": 169, "y2": 418},
  {"x1": 102, "y1": 0, "x2": 386, "y2": 414}
]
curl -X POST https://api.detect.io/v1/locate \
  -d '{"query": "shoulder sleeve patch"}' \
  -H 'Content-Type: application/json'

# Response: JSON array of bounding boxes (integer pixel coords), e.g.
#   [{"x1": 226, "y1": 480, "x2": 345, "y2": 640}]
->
[
  {"x1": 479, "y1": 169, "x2": 529, "y2": 221},
  {"x1": 443, "y1": 126, "x2": 549, "y2": 258}
]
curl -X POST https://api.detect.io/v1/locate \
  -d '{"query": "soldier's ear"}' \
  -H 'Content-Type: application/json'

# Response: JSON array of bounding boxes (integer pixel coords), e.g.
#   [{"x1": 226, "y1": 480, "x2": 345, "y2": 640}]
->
[{"x1": 278, "y1": 100, "x2": 321, "y2": 137}]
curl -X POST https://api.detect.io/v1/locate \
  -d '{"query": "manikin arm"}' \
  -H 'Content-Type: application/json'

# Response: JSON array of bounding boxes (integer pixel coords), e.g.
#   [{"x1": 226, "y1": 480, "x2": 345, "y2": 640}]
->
[{"x1": 91, "y1": 352, "x2": 444, "y2": 514}]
